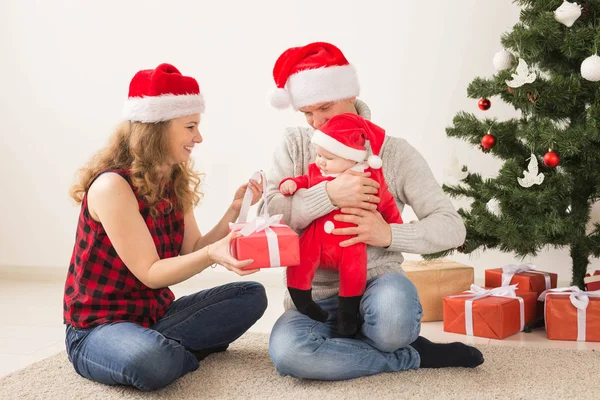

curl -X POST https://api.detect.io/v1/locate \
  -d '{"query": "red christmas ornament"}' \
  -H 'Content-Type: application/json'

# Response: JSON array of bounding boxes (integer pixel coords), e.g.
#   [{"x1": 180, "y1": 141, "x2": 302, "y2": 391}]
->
[
  {"x1": 543, "y1": 150, "x2": 560, "y2": 168},
  {"x1": 481, "y1": 132, "x2": 496, "y2": 150},
  {"x1": 507, "y1": 86, "x2": 516, "y2": 95},
  {"x1": 478, "y1": 98, "x2": 491, "y2": 110}
]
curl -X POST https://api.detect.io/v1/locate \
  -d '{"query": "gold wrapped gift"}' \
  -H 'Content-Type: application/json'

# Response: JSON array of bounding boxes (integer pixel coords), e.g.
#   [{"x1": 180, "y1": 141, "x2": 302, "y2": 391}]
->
[{"x1": 402, "y1": 259, "x2": 474, "y2": 322}]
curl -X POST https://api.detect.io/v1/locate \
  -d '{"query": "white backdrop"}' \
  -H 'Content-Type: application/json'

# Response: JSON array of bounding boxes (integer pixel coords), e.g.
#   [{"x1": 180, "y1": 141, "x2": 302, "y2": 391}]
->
[{"x1": 1, "y1": 0, "x2": 598, "y2": 282}]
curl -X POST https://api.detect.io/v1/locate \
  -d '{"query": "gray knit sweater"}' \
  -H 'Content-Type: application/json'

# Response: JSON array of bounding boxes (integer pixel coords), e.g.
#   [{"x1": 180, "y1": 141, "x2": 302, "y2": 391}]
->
[{"x1": 261, "y1": 100, "x2": 466, "y2": 309}]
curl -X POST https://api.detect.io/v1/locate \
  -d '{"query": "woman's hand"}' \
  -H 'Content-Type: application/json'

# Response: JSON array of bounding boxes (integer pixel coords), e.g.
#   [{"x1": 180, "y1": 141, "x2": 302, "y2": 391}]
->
[
  {"x1": 326, "y1": 171, "x2": 380, "y2": 211},
  {"x1": 279, "y1": 180, "x2": 297, "y2": 196},
  {"x1": 206, "y1": 231, "x2": 258, "y2": 276},
  {"x1": 231, "y1": 178, "x2": 263, "y2": 213}
]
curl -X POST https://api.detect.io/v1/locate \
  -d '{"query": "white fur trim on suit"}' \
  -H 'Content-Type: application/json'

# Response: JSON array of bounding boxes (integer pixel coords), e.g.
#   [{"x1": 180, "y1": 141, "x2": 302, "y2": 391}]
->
[
  {"x1": 312, "y1": 130, "x2": 366, "y2": 162},
  {"x1": 123, "y1": 93, "x2": 205, "y2": 123},
  {"x1": 287, "y1": 64, "x2": 359, "y2": 109}
]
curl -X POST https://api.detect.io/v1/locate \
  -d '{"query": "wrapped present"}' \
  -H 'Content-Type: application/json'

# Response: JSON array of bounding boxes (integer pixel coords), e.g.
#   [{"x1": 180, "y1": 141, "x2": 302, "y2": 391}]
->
[
  {"x1": 228, "y1": 171, "x2": 300, "y2": 269},
  {"x1": 485, "y1": 263, "x2": 557, "y2": 296},
  {"x1": 402, "y1": 259, "x2": 474, "y2": 322},
  {"x1": 539, "y1": 287, "x2": 600, "y2": 342},
  {"x1": 443, "y1": 284, "x2": 538, "y2": 340},
  {"x1": 584, "y1": 271, "x2": 600, "y2": 291}
]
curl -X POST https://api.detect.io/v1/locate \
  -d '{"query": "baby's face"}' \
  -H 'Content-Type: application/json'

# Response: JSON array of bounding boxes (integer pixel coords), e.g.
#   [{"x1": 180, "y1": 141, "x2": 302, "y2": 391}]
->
[{"x1": 314, "y1": 145, "x2": 357, "y2": 174}]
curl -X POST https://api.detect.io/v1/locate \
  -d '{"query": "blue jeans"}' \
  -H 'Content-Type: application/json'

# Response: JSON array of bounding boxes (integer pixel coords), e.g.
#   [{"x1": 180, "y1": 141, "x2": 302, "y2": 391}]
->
[
  {"x1": 65, "y1": 281, "x2": 267, "y2": 391},
  {"x1": 269, "y1": 273, "x2": 423, "y2": 380}
]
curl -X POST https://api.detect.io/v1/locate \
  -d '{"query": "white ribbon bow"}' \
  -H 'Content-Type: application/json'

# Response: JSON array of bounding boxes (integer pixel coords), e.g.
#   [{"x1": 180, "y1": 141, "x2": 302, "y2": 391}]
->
[
  {"x1": 228, "y1": 171, "x2": 283, "y2": 267},
  {"x1": 451, "y1": 284, "x2": 524, "y2": 336},
  {"x1": 501, "y1": 263, "x2": 551, "y2": 290},
  {"x1": 237, "y1": 214, "x2": 284, "y2": 236},
  {"x1": 538, "y1": 287, "x2": 600, "y2": 341}
]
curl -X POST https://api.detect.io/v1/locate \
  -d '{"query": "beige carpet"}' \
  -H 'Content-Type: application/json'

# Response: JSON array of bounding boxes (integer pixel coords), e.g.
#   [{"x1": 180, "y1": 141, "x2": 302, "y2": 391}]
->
[{"x1": 1, "y1": 333, "x2": 597, "y2": 400}]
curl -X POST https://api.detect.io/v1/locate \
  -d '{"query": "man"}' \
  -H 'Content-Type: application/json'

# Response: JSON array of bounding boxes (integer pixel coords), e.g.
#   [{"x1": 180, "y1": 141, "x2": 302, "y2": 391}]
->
[{"x1": 262, "y1": 42, "x2": 483, "y2": 380}]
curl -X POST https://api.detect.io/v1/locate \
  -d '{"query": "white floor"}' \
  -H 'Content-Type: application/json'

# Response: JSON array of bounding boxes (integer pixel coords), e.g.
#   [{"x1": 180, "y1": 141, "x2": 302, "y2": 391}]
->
[{"x1": 1, "y1": 267, "x2": 599, "y2": 378}]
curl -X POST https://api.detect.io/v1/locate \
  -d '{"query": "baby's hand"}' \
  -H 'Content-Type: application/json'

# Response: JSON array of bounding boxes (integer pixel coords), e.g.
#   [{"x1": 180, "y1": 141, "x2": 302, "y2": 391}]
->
[{"x1": 279, "y1": 180, "x2": 298, "y2": 195}]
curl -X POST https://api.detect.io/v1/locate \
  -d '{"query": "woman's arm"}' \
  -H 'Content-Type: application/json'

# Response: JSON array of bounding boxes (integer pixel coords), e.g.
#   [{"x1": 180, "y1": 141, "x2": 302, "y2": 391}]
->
[
  {"x1": 88, "y1": 174, "x2": 256, "y2": 289},
  {"x1": 180, "y1": 178, "x2": 263, "y2": 255},
  {"x1": 180, "y1": 207, "x2": 238, "y2": 255}
]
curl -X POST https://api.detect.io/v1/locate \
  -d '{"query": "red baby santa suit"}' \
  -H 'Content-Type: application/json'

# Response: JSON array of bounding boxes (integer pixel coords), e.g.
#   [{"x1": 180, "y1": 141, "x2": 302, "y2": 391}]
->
[{"x1": 280, "y1": 113, "x2": 403, "y2": 297}]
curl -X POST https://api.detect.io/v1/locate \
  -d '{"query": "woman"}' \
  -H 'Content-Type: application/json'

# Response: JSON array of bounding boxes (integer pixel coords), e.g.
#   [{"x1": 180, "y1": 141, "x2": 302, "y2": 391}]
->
[{"x1": 63, "y1": 63, "x2": 267, "y2": 391}]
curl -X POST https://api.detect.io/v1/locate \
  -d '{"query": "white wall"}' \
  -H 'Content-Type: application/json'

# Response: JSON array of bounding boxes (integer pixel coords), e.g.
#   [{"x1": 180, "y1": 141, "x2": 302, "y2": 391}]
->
[{"x1": 1, "y1": 0, "x2": 598, "y2": 282}]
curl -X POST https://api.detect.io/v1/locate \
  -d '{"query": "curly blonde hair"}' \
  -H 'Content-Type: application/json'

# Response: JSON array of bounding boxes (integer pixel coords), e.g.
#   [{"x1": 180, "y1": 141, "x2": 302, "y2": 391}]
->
[{"x1": 70, "y1": 121, "x2": 203, "y2": 218}]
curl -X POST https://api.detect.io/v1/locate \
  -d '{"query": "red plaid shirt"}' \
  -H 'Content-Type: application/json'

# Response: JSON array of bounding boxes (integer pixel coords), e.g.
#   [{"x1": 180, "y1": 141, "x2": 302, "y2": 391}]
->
[{"x1": 63, "y1": 169, "x2": 183, "y2": 328}]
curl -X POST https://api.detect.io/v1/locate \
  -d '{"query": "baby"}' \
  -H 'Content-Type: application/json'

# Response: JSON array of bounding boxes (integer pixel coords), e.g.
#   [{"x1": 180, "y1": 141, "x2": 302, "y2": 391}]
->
[{"x1": 279, "y1": 113, "x2": 403, "y2": 336}]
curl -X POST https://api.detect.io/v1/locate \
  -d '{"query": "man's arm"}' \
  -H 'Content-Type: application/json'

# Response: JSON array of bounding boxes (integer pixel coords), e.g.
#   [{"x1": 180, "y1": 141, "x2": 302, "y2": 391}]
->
[
  {"x1": 377, "y1": 185, "x2": 403, "y2": 224},
  {"x1": 259, "y1": 129, "x2": 336, "y2": 231},
  {"x1": 386, "y1": 139, "x2": 466, "y2": 254}
]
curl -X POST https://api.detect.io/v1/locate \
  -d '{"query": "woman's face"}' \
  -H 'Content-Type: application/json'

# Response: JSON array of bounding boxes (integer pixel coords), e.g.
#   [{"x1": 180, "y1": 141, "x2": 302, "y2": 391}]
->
[{"x1": 167, "y1": 114, "x2": 202, "y2": 164}]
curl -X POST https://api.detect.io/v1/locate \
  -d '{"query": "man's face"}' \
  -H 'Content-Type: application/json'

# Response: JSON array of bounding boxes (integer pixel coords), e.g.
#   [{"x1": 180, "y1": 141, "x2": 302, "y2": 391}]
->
[{"x1": 299, "y1": 98, "x2": 357, "y2": 130}]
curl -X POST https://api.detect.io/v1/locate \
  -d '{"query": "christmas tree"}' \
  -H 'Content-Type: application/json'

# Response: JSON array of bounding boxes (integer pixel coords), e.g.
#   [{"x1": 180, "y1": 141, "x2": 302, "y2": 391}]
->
[{"x1": 428, "y1": 1, "x2": 600, "y2": 289}]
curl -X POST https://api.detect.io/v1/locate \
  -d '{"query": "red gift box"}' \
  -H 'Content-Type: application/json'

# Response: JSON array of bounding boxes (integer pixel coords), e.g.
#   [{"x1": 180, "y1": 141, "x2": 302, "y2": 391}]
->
[
  {"x1": 228, "y1": 170, "x2": 300, "y2": 270},
  {"x1": 539, "y1": 287, "x2": 600, "y2": 342},
  {"x1": 230, "y1": 221, "x2": 300, "y2": 269},
  {"x1": 584, "y1": 271, "x2": 600, "y2": 291},
  {"x1": 443, "y1": 285, "x2": 537, "y2": 340},
  {"x1": 485, "y1": 264, "x2": 557, "y2": 296}
]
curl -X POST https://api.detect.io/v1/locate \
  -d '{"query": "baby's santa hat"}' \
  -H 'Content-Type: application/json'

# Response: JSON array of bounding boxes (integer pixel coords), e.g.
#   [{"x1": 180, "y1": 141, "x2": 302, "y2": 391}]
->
[
  {"x1": 123, "y1": 63, "x2": 205, "y2": 123},
  {"x1": 269, "y1": 42, "x2": 360, "y2": 110},
  {"x1": 311, "y1": 113, "x2": 385, "y2": 169}
]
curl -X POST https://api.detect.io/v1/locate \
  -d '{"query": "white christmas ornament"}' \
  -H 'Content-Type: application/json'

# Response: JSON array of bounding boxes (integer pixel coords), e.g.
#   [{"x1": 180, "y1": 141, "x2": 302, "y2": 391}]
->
[
  {"x1": 517, "y1": 154, "x2": 545, "y2": 188},
  {"x1": 506, "y1": 59, "x2": 537, "y2": 88},
  {"x1": 493, "y1": 50, "x2": 515, "y2": 71},
  {"x1": 580, "y1": 55, "x2": 600, "y2": 82},
  {"x1": 554, "y1": 1, "x2": 582, "y2": 27},
  {"x1": 486, "y1": 198, "x2": 502, "y2": 217},
  {"x1": 445, "y1": 151, "x2": 468, "y2": 180}
]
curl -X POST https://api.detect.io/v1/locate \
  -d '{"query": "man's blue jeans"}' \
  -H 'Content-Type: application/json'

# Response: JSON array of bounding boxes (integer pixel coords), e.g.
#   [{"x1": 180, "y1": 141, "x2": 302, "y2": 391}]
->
[
  {"x1": 269, "y1": 273, "x2": 423, "y2": 380},
  {"x1": 65, "y1": 281, "x2": 267, "y2": 391}
]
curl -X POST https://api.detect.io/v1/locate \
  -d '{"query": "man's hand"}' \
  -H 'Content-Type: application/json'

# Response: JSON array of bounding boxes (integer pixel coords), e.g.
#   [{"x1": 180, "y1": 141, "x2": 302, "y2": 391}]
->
[
  {"x1": 326, "y1": 171, "x2": 380, "y2": 210},
  {"x1": 332, "y1": 208, "x2": 392, "y2": 248}
]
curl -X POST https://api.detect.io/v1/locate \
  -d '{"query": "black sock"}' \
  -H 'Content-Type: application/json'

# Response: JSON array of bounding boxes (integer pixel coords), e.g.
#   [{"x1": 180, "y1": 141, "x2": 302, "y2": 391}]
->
[
  {"x1": 288, "y1": 287, "x2": 329, "y2": 322},
  {"x1": 192, "y1": 344, "x2": 229, "y2": 361},
  {"x1": 337, "y1": 295, "x2": 362, "y2": 337},
  {"x1": 409, "y1": 336, "x2": 484, "y2": 368}
]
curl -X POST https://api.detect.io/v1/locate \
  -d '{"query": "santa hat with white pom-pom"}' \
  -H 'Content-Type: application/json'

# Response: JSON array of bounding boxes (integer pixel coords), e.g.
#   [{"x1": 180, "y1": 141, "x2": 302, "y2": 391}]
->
[
  {"x1": 311, "y1": 113, "x2": 385, "y2": 169},
  {"x1": 269, "y1": 42, "x2": 360, "y2": 110}
]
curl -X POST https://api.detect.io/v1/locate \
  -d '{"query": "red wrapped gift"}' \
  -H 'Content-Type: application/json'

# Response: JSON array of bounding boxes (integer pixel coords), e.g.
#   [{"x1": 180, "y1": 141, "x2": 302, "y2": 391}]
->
[
  {"x1": 443, "y1": 285, "x2": 537, "y2": 340},
  {"x1": 485, "y1": 263, "x2": 557, "y2": 296},
  {"x1": 230, "y1": 218, "x2": 300, "y2": 269},
  {"x1": 584, "y1": 271, "x2": 600, "y2": 291},
  {"x1": 228, "y1": 171, "x2": 300, "y2": 270},
  {"x1": 539, "y1": 287, "x2": 600, "y2": 342}
]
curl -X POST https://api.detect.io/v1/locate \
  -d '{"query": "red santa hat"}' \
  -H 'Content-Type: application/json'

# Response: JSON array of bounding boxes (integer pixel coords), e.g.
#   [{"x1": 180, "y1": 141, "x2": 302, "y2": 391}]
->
[
  {"x1": 270, "y1": 42, "x2": 360, "y2": 110},
  {"x1": 122, "y1": 63, "x2": 205, "y2": 123},
  {"x1": 311, "y1": 113, "x2": 385, "y2": 169}
]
